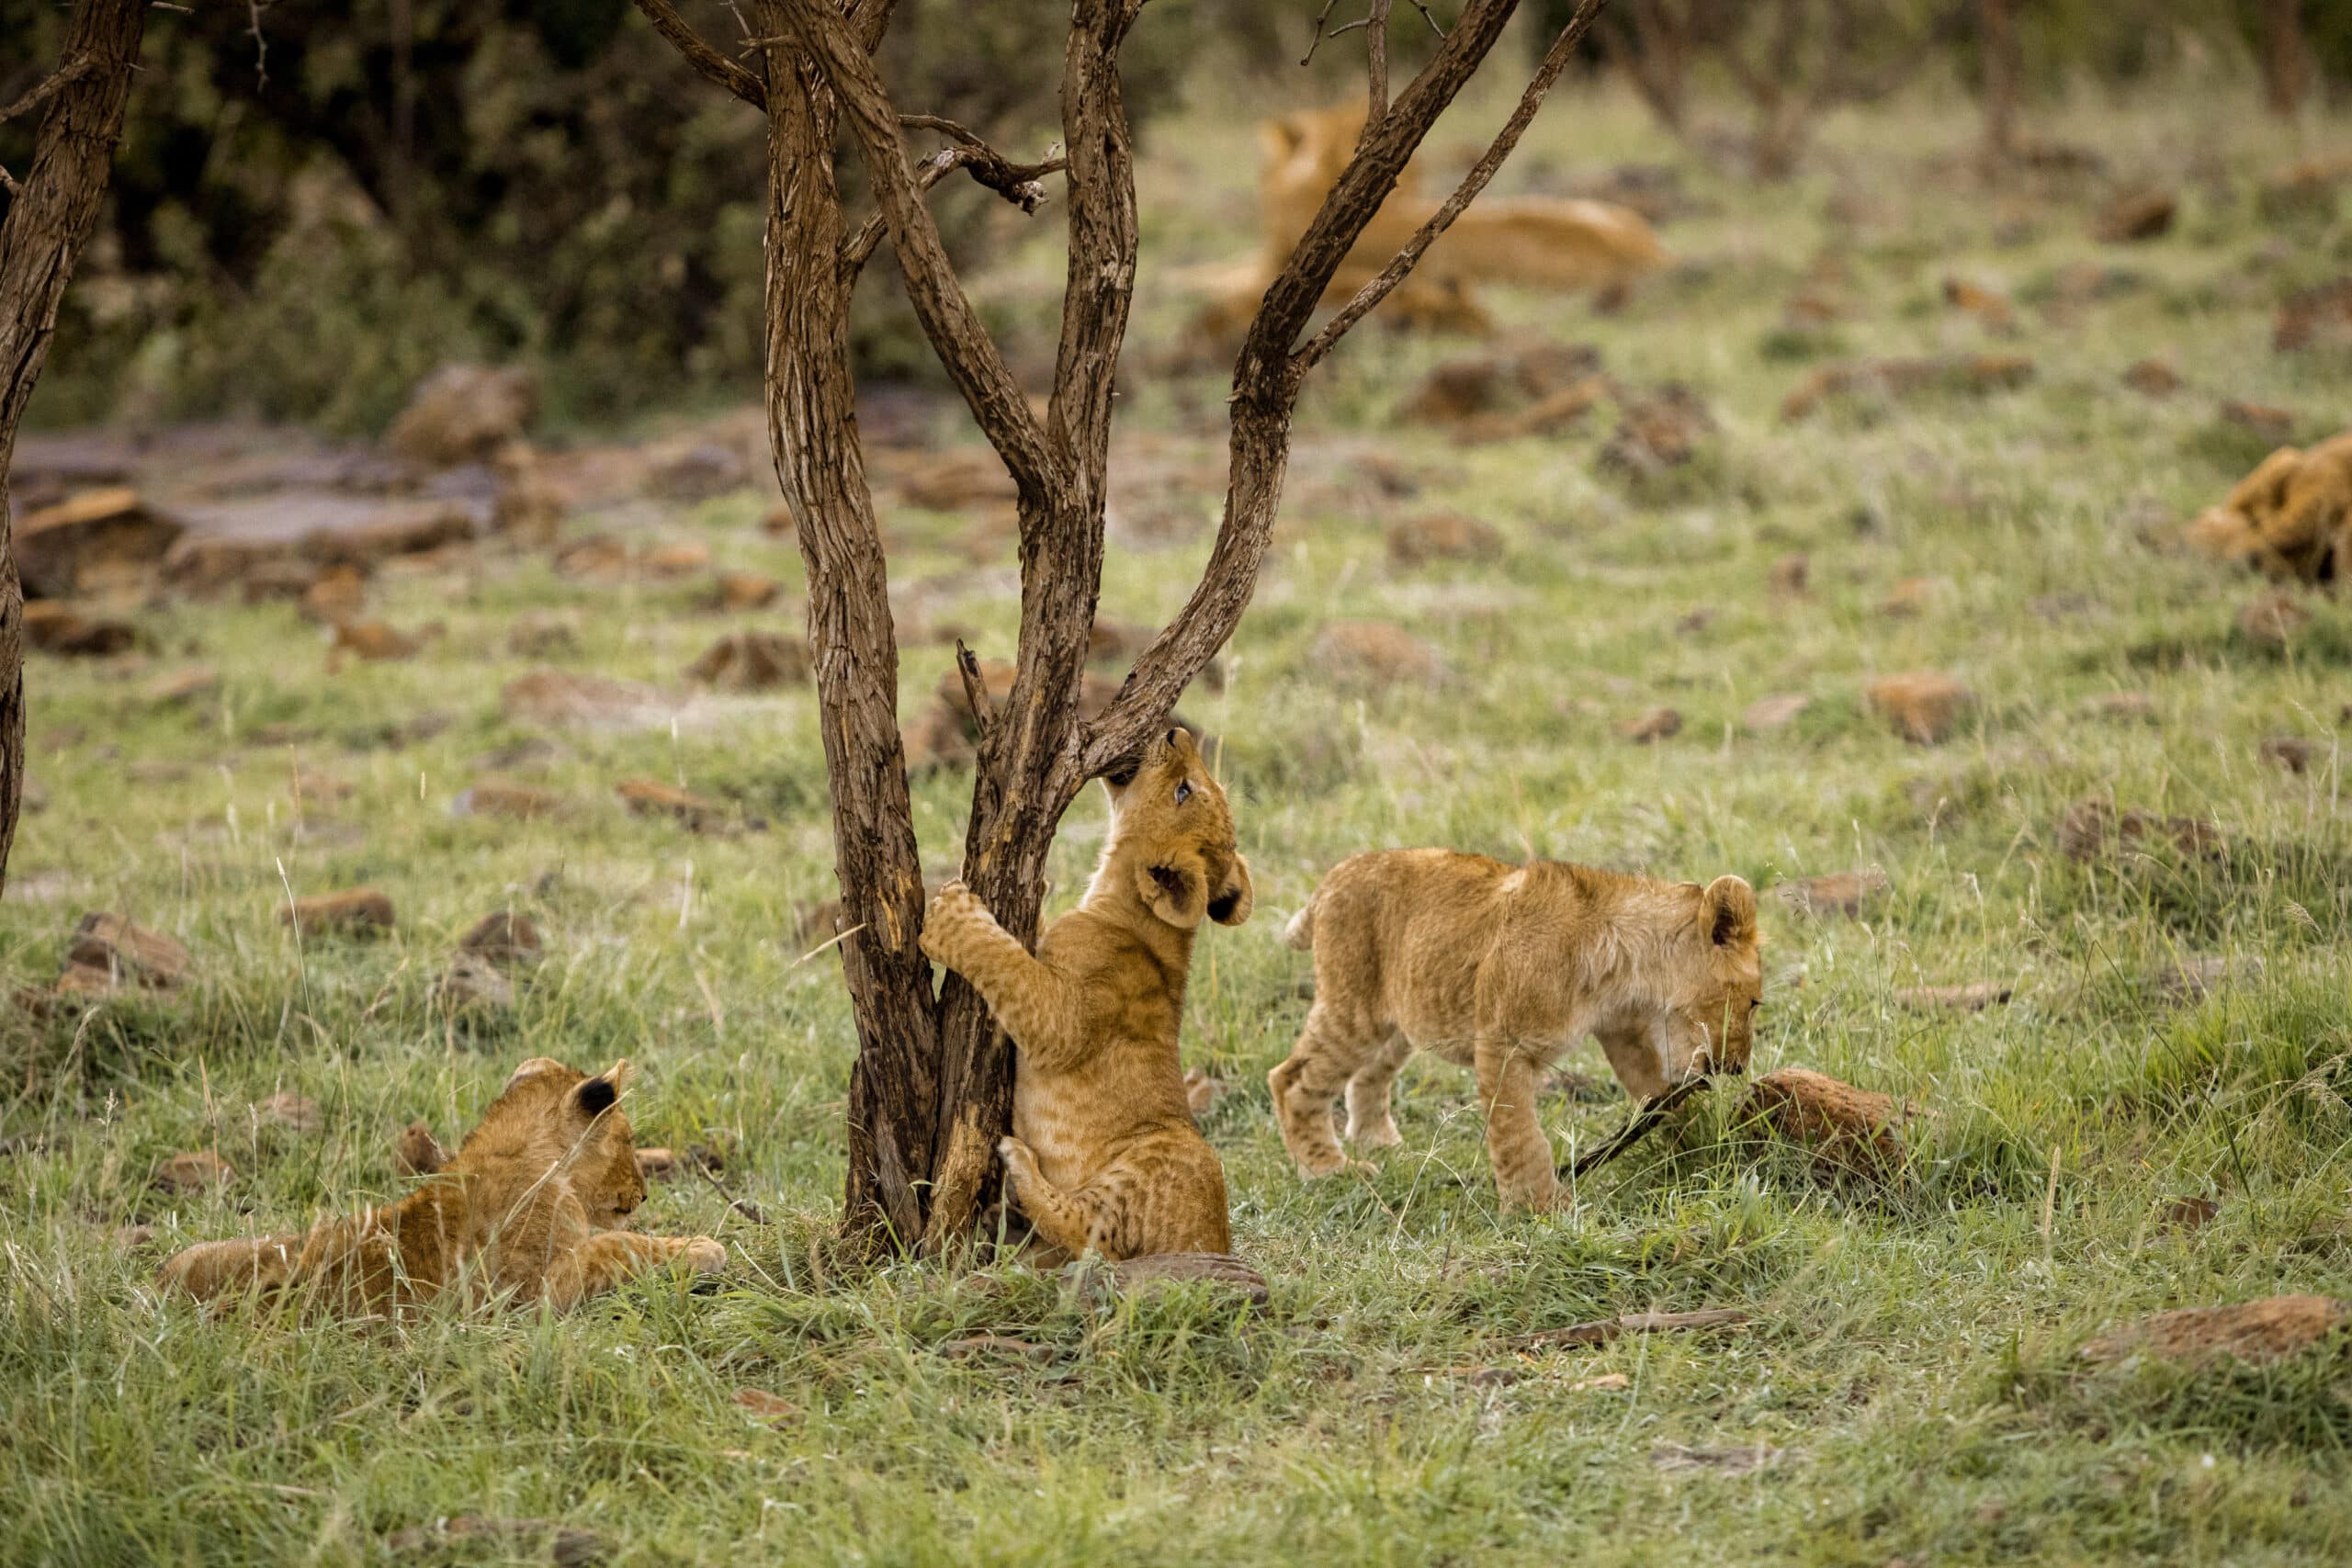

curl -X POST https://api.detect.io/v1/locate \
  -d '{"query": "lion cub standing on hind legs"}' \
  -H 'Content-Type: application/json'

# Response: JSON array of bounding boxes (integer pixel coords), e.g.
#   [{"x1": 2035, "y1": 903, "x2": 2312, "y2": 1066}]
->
[
  {"x1": 921, "y1": 728, "x2": 1251, "y2": 1262},
  {"x1": 1270, "y1": 852, "x2": 1762, "y2": 1213}
]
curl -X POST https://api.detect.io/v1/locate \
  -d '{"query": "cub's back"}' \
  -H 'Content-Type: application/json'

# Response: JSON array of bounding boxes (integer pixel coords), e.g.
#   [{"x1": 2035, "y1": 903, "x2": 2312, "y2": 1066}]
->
[{"x1": 1307, "y1": 850, "x2": 1515, "y2": 1029}]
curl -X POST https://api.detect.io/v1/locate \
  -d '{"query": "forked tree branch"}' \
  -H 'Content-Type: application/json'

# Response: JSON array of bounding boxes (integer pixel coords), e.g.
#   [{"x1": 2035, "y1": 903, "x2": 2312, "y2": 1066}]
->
[
  {"x1": 838, "y1": 143, "x2": 1069, "y2": 280},
  {"x1": 1074, "y1": 0, "x2": 1603, "y2": 784},
  {"x1": 781, "y1": 0, "x2": 1061, "y2": 500},
  {"x1": 629, "y1": 0, "x2": 766, "y2": 108},
  {"x1": 0, "y1": 56, "x2": 95, "y2": 127},
  {"x1": 1297, "y1": 0, "x2": 1606, "y2": 374}
]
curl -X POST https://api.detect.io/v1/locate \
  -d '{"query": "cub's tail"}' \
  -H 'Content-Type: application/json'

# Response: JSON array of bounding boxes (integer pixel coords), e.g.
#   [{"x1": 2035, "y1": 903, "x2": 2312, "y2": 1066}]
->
[{"x1": 1283, "y1": 891, "x2": 1319, "y2": 952}]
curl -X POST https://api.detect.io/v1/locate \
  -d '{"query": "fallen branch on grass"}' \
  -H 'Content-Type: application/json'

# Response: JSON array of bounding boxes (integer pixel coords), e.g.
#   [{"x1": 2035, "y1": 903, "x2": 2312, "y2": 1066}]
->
[{"x1": 1564, "y1": 1074, "x2": 1713, "y2": 1179}]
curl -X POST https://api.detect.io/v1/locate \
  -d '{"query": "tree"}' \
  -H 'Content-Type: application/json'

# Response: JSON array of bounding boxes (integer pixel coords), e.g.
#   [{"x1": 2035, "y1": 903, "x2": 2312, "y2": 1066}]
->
[
  {"x1": 2260, "y1": 0, "x2": 2313, "y2": 118},
  {"x1": 634, "y1": 0, "x2": 1611, "y2": 1253},
  {"x1": 1978, "y1": 0, "x2": 2020, "y2": 161},
  {"x1": 0, "y1": 0, "x2": 149, "y2": 898},
  {"x1": 1600, "y1": 0, "x2": 1713, "y2": 136},
  {"x1": 1720, "y1": 0, "x2": 1926, "y2": 179}
]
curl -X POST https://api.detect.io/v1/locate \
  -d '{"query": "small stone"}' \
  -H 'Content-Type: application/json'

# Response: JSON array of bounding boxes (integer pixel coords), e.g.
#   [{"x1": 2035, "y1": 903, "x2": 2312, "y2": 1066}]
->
[
  {"x1": 1093, "y1": 1250, "x2": 1270, "y2": 1308},
  {"x1": 506, "y1": 614, "x2": 578, "y2": 658},
  {"x1": 141, "y1": 665, "x2": 218, "y2": 705},
  {"x1": 300, "y1": 568, "x2": 367, "y2": 626},
  {"x1": 1182, "y1": 1068, "x2": 1230, "y2": 1120},
  {"x1": 1774, "y1": 868, "x2": 1890, "y2": 917},
  {"x1": 1941, "y1": 276, "x2": 2016, "y2": 332},
  {"x1": 67, "y1": 913, "x2": 189, "y2": 989},
  {"x1": 2235, "y1": 589, "x2": 2312, "y2": 650},
  {"x1": 2259, "y1": 735, "x2": 2319, "y2": 773},
  {"x1": 395, "y1": 1122, "x2": 449, "y2": 1177},
  {"x1": 434, "y1": 952, "x2": 514, "y2": 1010},
  {"x1": 2092, "y1": 187, "x2": 2177, "y2": 243},
  {"x1": 2080, "y1": 1295, "x2": 2345, "y2": 1367},
  {"x1": 643, "y1": 440, "x2": 749, "y2": 503},
  {"x1": 2057, "y1": 799, "x2": 2225, "y2": 863},
  {"x1": 1767, "y1": 553, "x2": 1810, "y2": 595},
  {"x1": 22, "y1": 602, "x2": 135, "y2": 657},
  {"x1": 1893, "y1": 982, "x2": 2012, "y2": 1011},
  {"x1": 1385, "y1": 512, "x2": 1504, "y2": 568},
  {"x1": 383, "y1": 1516, "x2": 605, "y2": 1567},
  {"x1": 1618, "y1": 706, "x2": 1682, "y2": 743},
  {"x1": 936, "y1": 1335, "x2": 1057, "y2": 1363},
  {"x1": 731, "y1": 1389, "x2": 798, "y2": 1422},
  {"x1": 14, "y1": 487, "x2": 186, "y2": 600},
  {"x1": 113, "y1": 1224, "x2": 157, "y2": 1251},
  {"x1": 282, "y1": 888, "x2": 395, "y2": 937},
  {"x1": 1309, "y1": 621, "x2": 1445, "y2": 691},
  {"x1": 2159, "y1": 1196, "x2": 2222, "y2": 1234},
  {"x1": 502, "y1": 669, "x2": 670, "y2": 729},
  {"x1": 1736, "y1": 1067, "x2": 1910, "y2": 1180},
  {"x1": 2220, "y1": 399, "x2": 2296, "y2": 444},
  {"x1": 1597, "y1": 383, "x2": 1715, "y2": 475},
  {"x1": 683, "y1": 631, "x2": 810, "y2": 692},
  {"x1": 638, "y1": 540, "x2": 712, "y2": 578},
  {"x1": 255, "y1": 1092, "x2": 325, "y2": 1134},
  {"x1": 1743, "y1": 694, "x2": 1810, "y2": 732},
  {"x1": 2273, "y1": 277, "x2": 2352, "y2": 353},
  {"x1": 712, "y1": 571, "x2": 784, "y2": 612},
  {"x1": 2082, "y1": 691, "x2": 2156, "y2": 723},
  {"x1": 459, "y1": 911, "x2": 542, "y2": 967},
  {"x1": 385, "y1": 365, "x2": 538, "y2": 468},
  {"x1": 154, "y1": 1149, "x2": 236, "y2": 1194},
  {"x1": 2122, "y1": 357, "x2": 2181, "y2": 398},
  {"x1": 616, "y1": 778, "x2": 729, "y2": 832},
  {"x1": 1865, "y1": 671, "x2": 1973, "y2": 744},
  {"x1": 1878, "y1": 576, "x2": 1936, "y2": 618},
  {"x1": 329, "y1": 620, "x2": 422, "y2": 663},
  {"x1": 634, "y1": 1147, "x2": 680, "y2": 1181},
  {"x1": 452, "y1": 780, "x2": 563, "y2": 821}
]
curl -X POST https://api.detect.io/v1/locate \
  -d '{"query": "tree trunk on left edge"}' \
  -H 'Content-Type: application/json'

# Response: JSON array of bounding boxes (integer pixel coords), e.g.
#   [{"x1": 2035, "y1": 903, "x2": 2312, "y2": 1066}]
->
[{"x1": 0, "y1": 0, "x2": 150, "y2": 898}]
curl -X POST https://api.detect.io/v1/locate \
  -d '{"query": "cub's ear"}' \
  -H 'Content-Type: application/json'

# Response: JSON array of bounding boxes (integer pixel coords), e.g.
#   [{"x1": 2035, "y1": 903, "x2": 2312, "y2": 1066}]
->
[
  {"x1": 572, "y1": 1058, "x2": 633, "y2": 1120},
  {"x1": 1206, "y1": 853, "x2": 1254, "y2": 927},
  {"x1": 1702, "y1": 875, "x2": 1758, "y2": 948},
  {"x1": 503, "y1": 1056, "x2": 567, "y2": 1093},
  {"x1": 1136, "y1": 852, "x2": 1205, "y2": 930}
]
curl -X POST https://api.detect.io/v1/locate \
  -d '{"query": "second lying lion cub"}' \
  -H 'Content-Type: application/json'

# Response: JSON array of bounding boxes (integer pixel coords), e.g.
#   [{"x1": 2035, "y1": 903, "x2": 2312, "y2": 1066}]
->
[
  {"x1": 1270, "y1": 851, "x2": 1761, "y2": 1212},
  {"x1": 922, "y1": 728, "x2": 1250, "y2": 1261}
]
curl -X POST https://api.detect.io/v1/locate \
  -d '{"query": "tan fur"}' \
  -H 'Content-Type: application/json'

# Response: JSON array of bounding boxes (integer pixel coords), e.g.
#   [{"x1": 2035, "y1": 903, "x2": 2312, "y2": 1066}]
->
[
  {"x1": 1269, "y1": 851, "x2": 1761, "y2": 1213},
  {"x1": 2187, "y1": 433, "x2": 2352, "y2": 584},
  {"x1": 920, "y1": 728, "x2": 1250, "y2": 1261},
  {"x1": 158, "y1": 1057, "x2": 723, "y2": 1314}
]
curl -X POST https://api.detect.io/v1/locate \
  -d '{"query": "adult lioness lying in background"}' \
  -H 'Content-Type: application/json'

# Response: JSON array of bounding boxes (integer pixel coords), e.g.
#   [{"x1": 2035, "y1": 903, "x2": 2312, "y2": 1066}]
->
[
  {"x1": 159, "y1": 1057, "x2": 723, "y2": 1313},
  {"x1": 1270, "y1": 852, "x2": 1761, "y2": 1213},
  {"x1": 921, "y1": 728, "x2": 1251, "y2": 1262}
]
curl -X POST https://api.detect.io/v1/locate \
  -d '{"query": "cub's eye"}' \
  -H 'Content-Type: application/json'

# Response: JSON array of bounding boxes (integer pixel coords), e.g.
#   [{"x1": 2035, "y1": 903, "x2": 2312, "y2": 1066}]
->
[{"x1": 1174, "y1": 780, "x2": 1193, "y2": 805}]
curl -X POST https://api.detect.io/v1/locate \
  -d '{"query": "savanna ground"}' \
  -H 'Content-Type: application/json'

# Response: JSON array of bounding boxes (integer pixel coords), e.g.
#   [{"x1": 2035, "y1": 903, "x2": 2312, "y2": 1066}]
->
[{"x1": 5, "y1": 61, "x2": 2352, "y2": 1567}]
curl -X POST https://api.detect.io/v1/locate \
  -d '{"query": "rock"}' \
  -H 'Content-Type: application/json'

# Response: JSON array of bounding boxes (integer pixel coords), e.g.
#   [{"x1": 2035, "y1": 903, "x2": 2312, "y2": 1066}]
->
[
  {"x1": 1893, "y1": 982, "x2": 2012, "y2": 1010},
  {"x1": 255, "y1": 1092, "x2": 325, "y2": 1135},
  {"x1": 383, "y1": 1516, "x2": 605, "y2": 1567},
  {"x1": 1512, "y1": 1308, "x2": 1750, "y2": 1350},
  {"x1": 113, "y1": 1224, "x2": 156, "y2": 1251},
  {"x1": 2159, "y1": 1196, "x2": 2221, "y2": 1234},
  {"x1": 1088, "y1": 1250, "x2": 1271, "y2": 1308},
  {"x1": 395, "y1": 1122, "x2": 449, "y2": 1177},
  {"x1": 731, "y1": 1389, "x2": 798, "y2": 1422},
  {"x1": 897, "y1": 449, "x2": 1017, "y2": 512},
  {"x1": 2122, "y1": 357, "x2": 2181, "y2": 398},
  {"x1": 643, "y1": 440, "x2": 749, "y2": 503},
  {"x1": 1088, "y1": 616, "x2": 1154, "y2": 666},
  {"x1": 67, "y1": 913, "x2": 189, "y2": 988},
  {"x1": 282, "y1": 887, "x2": 395, "y2": 937},
  {"x1": 459, "y1": 911, "x2": 542, "y2": 967},
  {"x1": 1397, "y1": 357, "x2": 1507, "y2": 423},
  {"x1": 1781, "y1": 355, "x2": 2033, "y2": 420},
  {"x1": 1865, "y1": 671, "x2": 1972, "y2": 744},
  {"x1": 1767, "y1": 553, "x2": 1809, "y2": 595},
  {"x1": 2257, "y1": 156, "x2": 2352, "y2": 220},
  {"x1": 634, "y1": 1147, "x2": 680, "y2": 1182},
  {"x1": 712, "y1": 570, "x2": 784, "y2": 612},
  {"x1": 453, "y1": 779, "x2": 564, "y2": 821},
  {"x1": 15, "y1": 488, "x2": 187, "y2": 601},
  {"x1": 1774, "y1": 868, "x2": 1890, "y2": 918},
  {"x1": 1597, "y1": 383, "x2": 1715, "y2": 476},
  {"x1": 491, "y1": 442, "x2": 566, "y2": 544},
  {"x1": 683, "y1": 631, "x2": 810, "y2": 692},
  {"x1": 141, "y1": 665, "x2": 219, "y2": 705},
  {"x1": 502, "y1": 669, "x2": 671, "y2": 729},
  {"x1": 300, "y1": 502, "x2": 475, "y2": 571},
  {"x1": 2092, "y1": 187, "x2": 2177, "y2": 243},
  {"x1": 1743, "y1": 694, "x2": 1810, "y2": 732},
  {"x1": 329, "y1": 620, "x2": 423, "y2": 662},
  {"x1": 2056, "y1": 799, "x2": 2224, "y2": 863},
  {"x1": 1736, "y1": 1066, "x2": 1910, "y2": 1180},
  {"x1": 2079, "y1": 1295, "x2": 2345, "y2": 1368},
  {"x1": 2274, "y1": 277, "x2": 2352, "y2": 354},
  {"x1": 1459, "y1": 378, "x2": 1608, "y2": 442},
  {"x1": 1618, "y1": 706, "x2": 1682, "y2": 743},
  {"x1": 1182, "y1": 1068, "x2": 1230, "y2": 1120},
  {"x1": 22, "y1": 601, "x2": 135, "y2": 657},
  {"x1": 154, "y1": 1149, "x2": 236, "y2": 1194},
  {"x1": 553, "y1": 535, "x2": 631, "y2": 581},
  {"x1": 1653, "y1": 1442, "x2": 1784, "y2": 1477},
  {"x1": 385, "y1": 365, "x2": 539, "y2": 468},
  {"x1": 638, "y1": 539, "x2": 712, "y2": 579},
  {"x1": 2219, "y1": 399, "x2": 2296, "y2": 444},
  {"x1": 2259, "y1": 735, "x2": 2319, "y2": 773},
  {"x1": 936, "y1": 1334, "x2": 1057, "y2": 1363},
  {"x1": 1385, "y1": 512, "x2": 1504, "y2": 568},
  {"x1": 505, "y1": 613, "x2": 578, "y2": 658},
  {"x1": 2235, "y1": 589, "x2": 2311, "y2": 650},
  {"x1": 1942, "y1": 276, "x2": 2016, "y2": 332},
  {"x1": 2149, "y1": 953, "x2": 2259, "y2": 1004},
  {"x1": 1878, "y1": 576, "x2": 1935, "y2": 618},
  {"x1": 2082, "y1": 691, "x2": 2156, "y2": 723},
  {"x1": 1309, "y1": 621, "x2": 1446, "y2": 691},
  {"x1": 616, "y1": 777, "x2": 729, "y2": 832},
  {"x1": 300, "y1": 568, "x2": 367, "y2": 626},
  {"x1": 434, "y1": 952, "x2": 514, "y2": 1011}
]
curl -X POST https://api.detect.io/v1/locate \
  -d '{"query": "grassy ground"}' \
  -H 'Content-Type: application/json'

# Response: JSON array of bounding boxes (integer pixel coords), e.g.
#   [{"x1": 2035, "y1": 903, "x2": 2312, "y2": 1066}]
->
[{"x1": 6, "y1": 62, "x2": 2352, "y2": 1566}]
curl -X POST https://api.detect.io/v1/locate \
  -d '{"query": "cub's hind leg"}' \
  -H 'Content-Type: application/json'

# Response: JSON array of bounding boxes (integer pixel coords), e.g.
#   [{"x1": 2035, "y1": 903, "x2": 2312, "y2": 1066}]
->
[
  {"x1": 1342, "y1": 1029, "x2": 1412, "y2": 1150},
  {"x1": 997, "y1": 1136, "x2": 1103, "y2": 1258},
  {"x1": 1270, "y1": 1001, "x2": 1385, "y2": 1179}
]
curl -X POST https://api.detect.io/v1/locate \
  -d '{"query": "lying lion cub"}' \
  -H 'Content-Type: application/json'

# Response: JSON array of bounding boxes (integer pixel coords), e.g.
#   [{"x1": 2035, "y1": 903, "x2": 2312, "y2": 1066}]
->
[
  {"x1": 921, "y1": 728, "x2": 1250, "y2": 1261},
  {"x1": 1270, "y1": 852, "x2": 1761, "y2": 1212},
  {"x1": 159, "y1": 1057, "x2": 723, "y2": 1312}
]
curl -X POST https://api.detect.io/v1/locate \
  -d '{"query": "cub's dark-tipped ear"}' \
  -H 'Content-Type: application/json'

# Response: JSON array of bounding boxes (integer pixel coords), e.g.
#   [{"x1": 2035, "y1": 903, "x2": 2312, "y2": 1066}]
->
[
  {"x1": 1207, "y1": 853, "x2": 1254, "y2": 927},
  {"x1": 1702, "y1": 875, "x2": 1758, "y2": 948},
  {"x1": 572, "y1": 1057, "x2": 632, "y2": 1119}
]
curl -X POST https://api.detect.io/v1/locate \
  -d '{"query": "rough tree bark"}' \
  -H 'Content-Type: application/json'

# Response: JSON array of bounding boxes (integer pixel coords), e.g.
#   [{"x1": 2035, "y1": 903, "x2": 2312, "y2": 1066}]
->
[
  {"x1": 1721, "y1": 0, "x2": 1923, "y2": 179},
  {"x1": 1602, "y1": 0, "x2": 1704, "y2": 135},
  {"x1": 1978, "y1": 0, "x2": 2019, "y2": 162},
  {"x1": 636, "y1": 0, "x2": 1612, "y2": 1252},
  {"x1": 2260, "y1": 0, "x2": 2312, "y2": 119},
  {"x1": 0, "y1": 0, "x2": 149, "y2": 900}
]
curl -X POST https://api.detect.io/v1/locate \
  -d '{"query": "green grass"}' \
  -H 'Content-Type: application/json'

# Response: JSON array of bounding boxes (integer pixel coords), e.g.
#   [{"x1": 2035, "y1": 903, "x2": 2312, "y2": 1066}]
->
[{"x1": 6, "y1": 69, "x2": 2352, "y2": 1565}]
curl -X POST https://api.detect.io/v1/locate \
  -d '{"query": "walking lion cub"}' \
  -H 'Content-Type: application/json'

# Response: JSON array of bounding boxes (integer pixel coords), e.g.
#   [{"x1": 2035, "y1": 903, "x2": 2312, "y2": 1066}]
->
[
  {"x1": 921, "y1": 728, "x2": 1251, "y2": 1261},
  {"x1": 1270, "y1": 852, "x2": 1761, "y2": 1212},
  {"x1": 159, "y1": 1057, "x2": 724, "y2": 1313}
]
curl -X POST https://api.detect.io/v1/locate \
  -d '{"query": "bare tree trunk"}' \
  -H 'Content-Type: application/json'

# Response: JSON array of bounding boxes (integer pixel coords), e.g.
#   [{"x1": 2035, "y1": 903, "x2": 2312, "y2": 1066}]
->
[
  {"x1": 0, "y1": 0, "x2": 149, "y2": 901},
  {"x1": 639, "y1": 0, "x2": 1614, "y2": 1255},
  {"x1": 2261, "y1": 0, "x2": 2312, "y2": 118},
  {"x1": 1979, "y1": 0, "x2": 2019, "y2": 161},
  {"x1": 1604, "y1": 1, "x2": 1696, "y2": 135}
]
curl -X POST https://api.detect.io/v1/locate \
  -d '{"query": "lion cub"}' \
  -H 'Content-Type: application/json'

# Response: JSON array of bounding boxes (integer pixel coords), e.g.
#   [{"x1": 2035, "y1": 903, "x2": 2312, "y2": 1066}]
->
[
  {"x1": 921, "y1": 728, "x2": 1251, "y2": 1261},
  {"x1": 1270, "y1": 852, "x2": 1761, "y2": 1212},
  {"x1": 159, "y1": 1057, "x2": 724, "y2": 1313}
]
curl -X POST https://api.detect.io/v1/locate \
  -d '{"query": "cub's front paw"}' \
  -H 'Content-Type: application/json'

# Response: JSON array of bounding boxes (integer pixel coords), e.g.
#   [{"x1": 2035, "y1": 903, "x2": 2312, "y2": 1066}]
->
[
  {"x1": 919, "y1": 881, "x2": 987, "y2": 963},
  {"x1": 678, "y1": 1236, "x2": 727, "y2": 1275}
]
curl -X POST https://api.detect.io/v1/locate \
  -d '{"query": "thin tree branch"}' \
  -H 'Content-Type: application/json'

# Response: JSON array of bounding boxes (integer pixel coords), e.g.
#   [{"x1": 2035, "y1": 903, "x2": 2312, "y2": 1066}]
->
[
  {"x1": 1296, "y1": 0, "x2": 1607, "y2": 375},
  {"x1": 1364, "y1": 0, "x2": 1393, "y2": 128},
  {"x1": 898, "y1": 115, "x2": 1066, "y2": 209},
  {"x1": 0, "y1": 56, "x2": 93, "y2": 126},
  {"x1": 630, "y1": 0, "x2": 767, "y2": 107},
  {"x1": 781, "y1": 0, "x2": 1060, "y2": 500},
  {"x1": 838, "y1": 146, "x2": 1068, "y2": 280}
]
